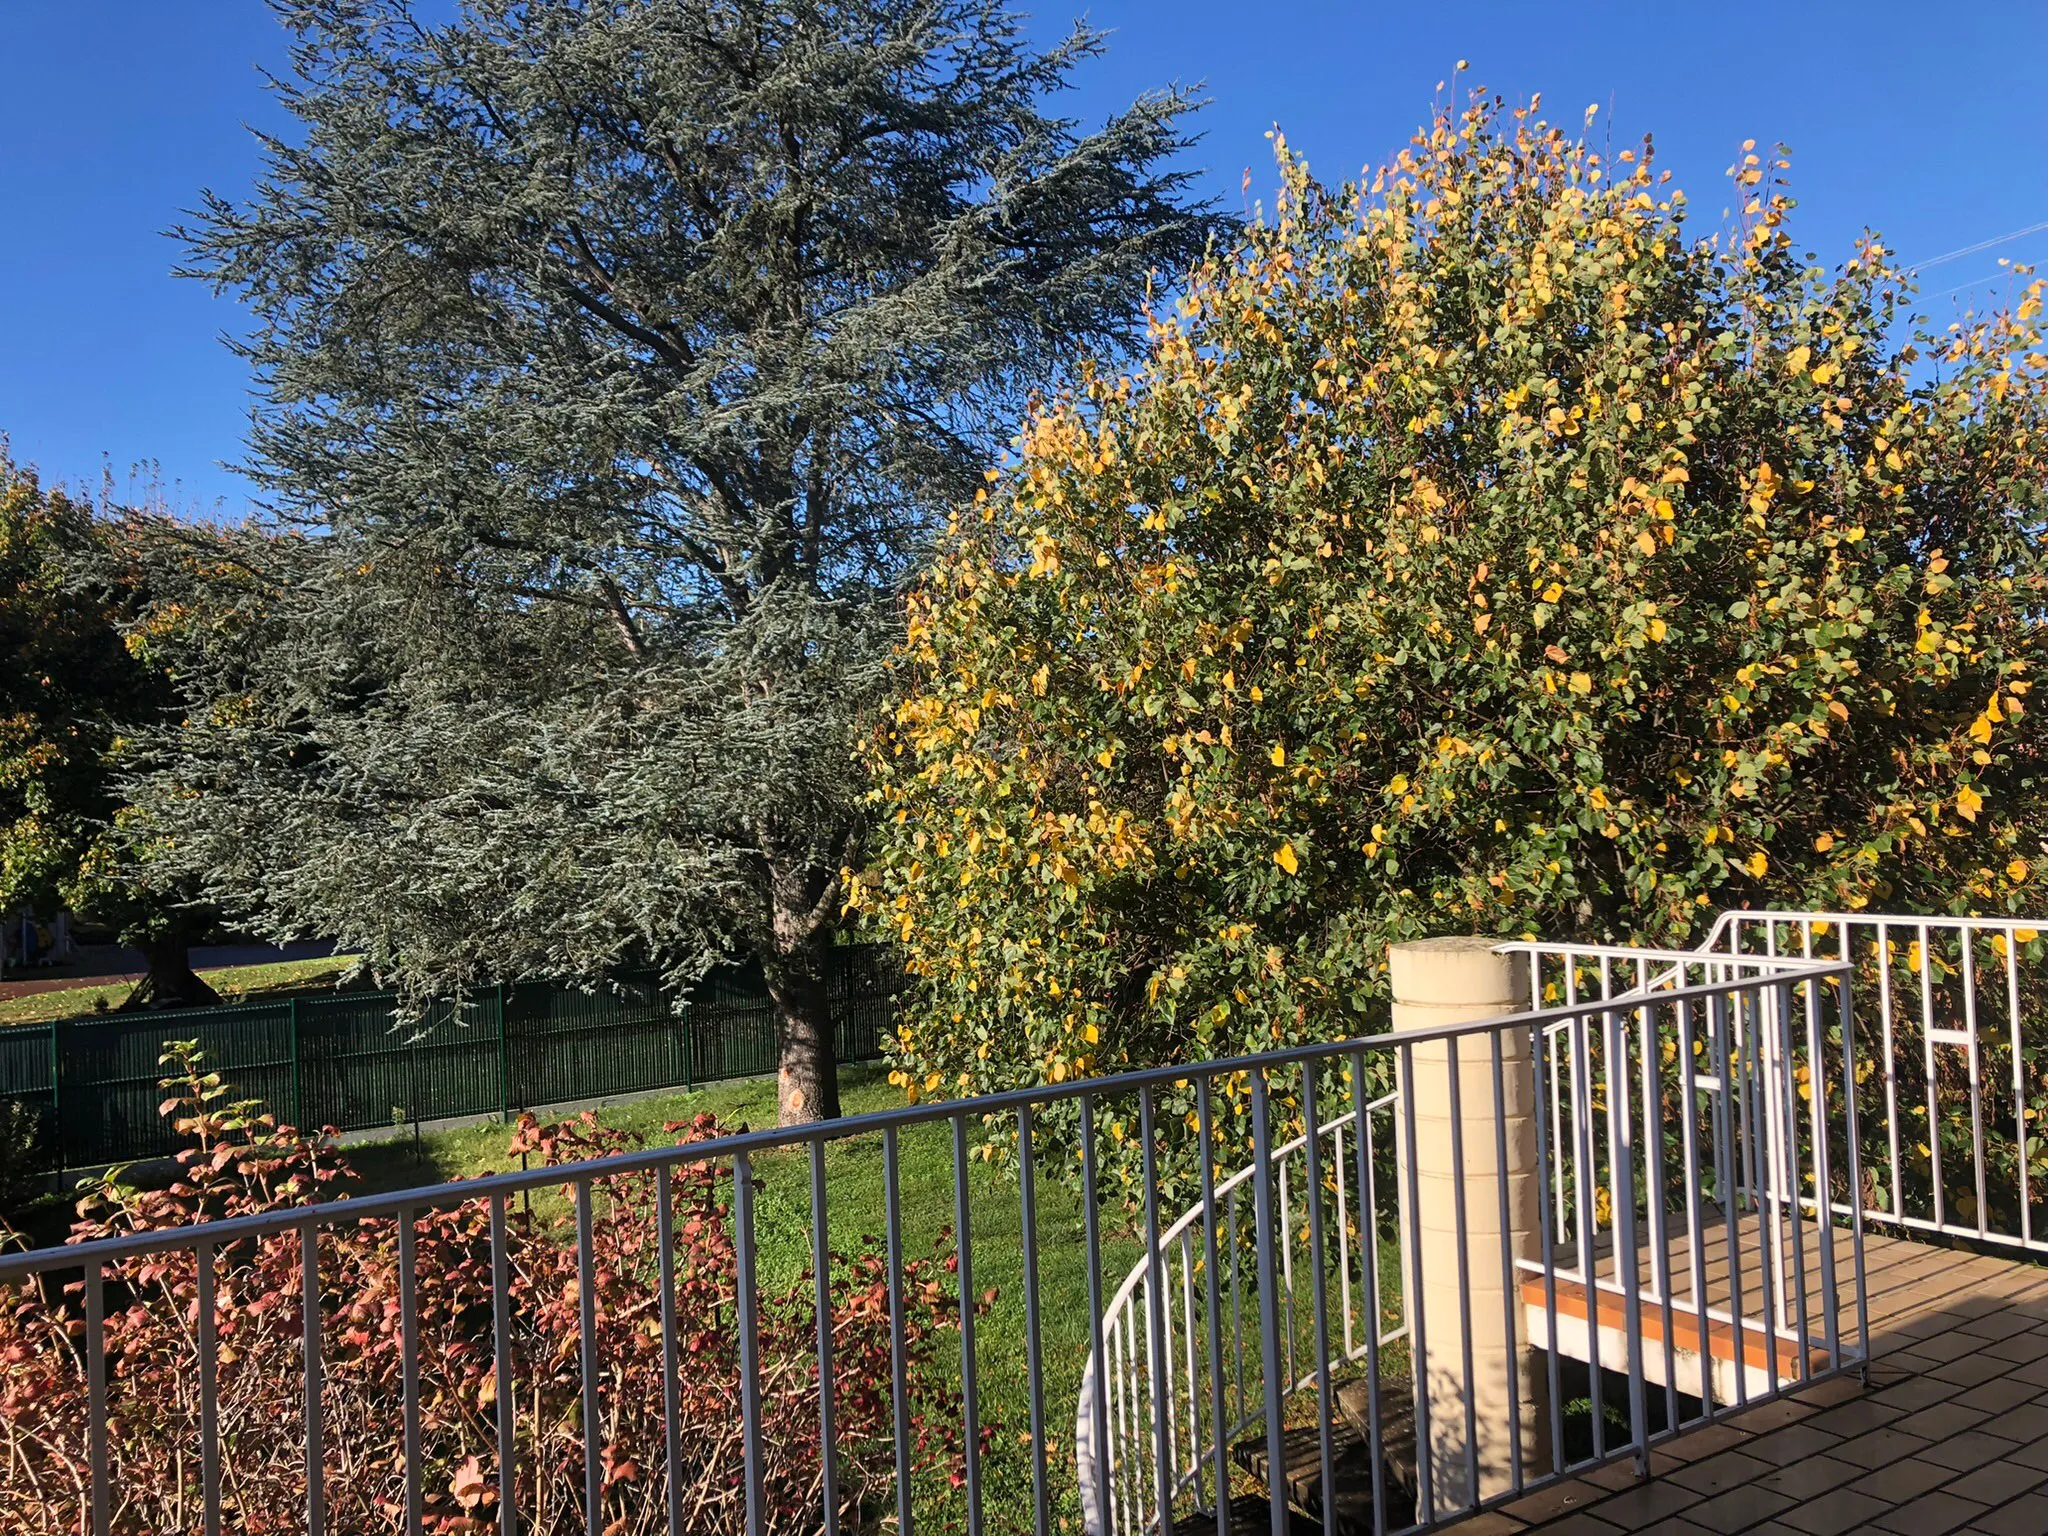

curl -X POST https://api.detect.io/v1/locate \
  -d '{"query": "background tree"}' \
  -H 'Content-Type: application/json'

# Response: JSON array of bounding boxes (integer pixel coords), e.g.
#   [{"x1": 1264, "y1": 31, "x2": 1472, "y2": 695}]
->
[
  {"x1": 859, "y1": 95, "x2": 2048, "y2": 1111},
  {"x1": 145, "y1": 0, "x2": 1213, "y2": 1123},
  {"x1": 0, "y1": 449, "x2": 219, "y2": 1008}
]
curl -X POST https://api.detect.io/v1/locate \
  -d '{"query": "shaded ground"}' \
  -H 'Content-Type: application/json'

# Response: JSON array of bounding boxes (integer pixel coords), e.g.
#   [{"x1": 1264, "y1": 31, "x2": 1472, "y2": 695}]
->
[{"x1": 0, "y1": 950, "x2": 356, "y2": 1023}]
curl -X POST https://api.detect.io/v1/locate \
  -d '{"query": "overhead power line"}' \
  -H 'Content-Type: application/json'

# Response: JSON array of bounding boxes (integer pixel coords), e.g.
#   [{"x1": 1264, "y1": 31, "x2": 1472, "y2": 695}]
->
[{"x1": 1913, "y1": 220, "x2": 2048, "y2": 271}]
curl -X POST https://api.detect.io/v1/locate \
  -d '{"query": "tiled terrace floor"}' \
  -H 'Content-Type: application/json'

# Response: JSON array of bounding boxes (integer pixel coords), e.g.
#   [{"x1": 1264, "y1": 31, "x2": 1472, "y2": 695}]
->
[{"x1": 1466, "y1": 1232, "x2": 2048, "y2": 1536}]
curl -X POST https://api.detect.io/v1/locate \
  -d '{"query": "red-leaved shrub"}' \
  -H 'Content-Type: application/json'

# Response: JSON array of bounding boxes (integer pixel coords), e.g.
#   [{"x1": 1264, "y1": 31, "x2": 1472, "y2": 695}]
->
[{"x1": 0, "y1": 1045, "x2": 980, "y2": 1534}]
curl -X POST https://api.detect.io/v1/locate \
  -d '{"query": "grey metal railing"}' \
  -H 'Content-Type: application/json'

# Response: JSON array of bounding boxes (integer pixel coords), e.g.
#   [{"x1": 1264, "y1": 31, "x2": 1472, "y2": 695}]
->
[
  {"x1": 1078, "y1": 941, "x2": 1871, "y2": 1536},
  {"x1": 0, "y1": 935, "x2": 1871, "y2": 1536}
]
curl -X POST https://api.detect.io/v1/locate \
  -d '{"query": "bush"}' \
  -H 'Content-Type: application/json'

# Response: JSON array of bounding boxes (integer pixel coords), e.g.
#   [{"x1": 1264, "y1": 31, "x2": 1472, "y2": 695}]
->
[
  {"x1": 858, "y1": 92, "x2": 2048, "y2": 1115},
  {"x1": 0, "y1": 1046, "x2": 974, "y2": 1533}
]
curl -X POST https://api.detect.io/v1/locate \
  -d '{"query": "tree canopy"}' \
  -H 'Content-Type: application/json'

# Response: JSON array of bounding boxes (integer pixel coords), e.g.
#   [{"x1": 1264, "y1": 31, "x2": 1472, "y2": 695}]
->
[
  {"x1": 859, "y1": 95, "x2": 2048, "y2": 1109},
  {"x1": 0, "y1": 451, "x2": 219, "y2": 1005},
  {"x1": 141, "y1": 0, "x2": 1215, "y2": 1121}
]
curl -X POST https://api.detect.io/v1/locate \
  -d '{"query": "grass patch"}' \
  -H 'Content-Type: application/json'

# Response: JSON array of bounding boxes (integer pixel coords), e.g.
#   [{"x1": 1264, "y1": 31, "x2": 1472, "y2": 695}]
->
[
  {"x1": 348, "y1": 1069, "x2": 1144, "y2": 1531},
  {"x1": 344, "y1": 1074, "x2": 1422, "y2": 1532},
  {"x1": 0, "y1": 955, "x2": 357, "y2": 1026}
]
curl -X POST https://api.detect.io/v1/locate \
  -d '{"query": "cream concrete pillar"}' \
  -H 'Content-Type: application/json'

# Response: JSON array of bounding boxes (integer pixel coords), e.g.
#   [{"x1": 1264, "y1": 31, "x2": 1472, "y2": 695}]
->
[{"x1": 1390, "y1": 936, "x2": 1549, "y2": 1510}]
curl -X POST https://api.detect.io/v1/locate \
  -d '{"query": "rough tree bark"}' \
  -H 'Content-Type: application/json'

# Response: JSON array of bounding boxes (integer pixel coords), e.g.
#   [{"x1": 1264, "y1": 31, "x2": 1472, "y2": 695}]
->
[
  {"x1": 117, "y1": 936, "x2": 224, "y2": 1012},
  {"x1": 766, "y1": 853, "x2": 844, "y2": 1126}
]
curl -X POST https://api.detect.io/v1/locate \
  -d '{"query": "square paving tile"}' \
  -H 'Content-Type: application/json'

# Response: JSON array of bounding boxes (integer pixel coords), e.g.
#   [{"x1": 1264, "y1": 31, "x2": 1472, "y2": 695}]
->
[
  {"x1": 1967, "y1": 1491, "x2": 2048, "y2": 1536},
  {"x1": 1723, "y1": 1399, "x2": 1818, "y2": 1433},
  {"x1": 1896, "y1": 1402, "x2": 1997, "y2": 1441},
  {"x1": 1983, "y1": 1333, "x2": 2048, "y2": 1365},
  {"x1": 1914, "y1": 1332, "x2": 1997, "y2": 1364},
  {"x1": 1853, "y1": 1458, "x2": 1971, "y2": 1504},
  {"x1": 1918, "y1": 1430, "x2": 2029, "y2": 1473},
  {"x1": 1530, "y1": 1515, "x2": 1622, "y2": 1536},
  {"x1": 1835, "y1": 1426, "x2": 1939, "y2": 1468},
  {"x1": 1585, "y1": 1478, "x2": 1703, "y2": 1527},
  {"x1": 1774, "y1": 1488, "x2": 1892, "y2": 1536},
  {"x1": 1871, "y1": 1491, "x2": 1991, "y2": 1535},
  {"x1": 1666, "y1": 1452, "x2": 1780, "y2": 1498},
  {"x1": 1755, "y1": 1453, "x2": 1866, "y2": 1500},
  {"x1": 1982, "y1": 1404, "x2": 2048, "y2": 1444},
  {"x1": 1653, "y1": 1425, "x2": 1755, "y2": 1464},
  {"x1": 1883, "y1": 1376, "x2": 1972, "y2": 1411},
  {"x1": 1935, "y1": 1356, "x2": 2024, "y2": 1388},
  {"x1": 1944, "y1": 1458, "x2": 2048, "y2": 1506},
  {"x1": 1807, "y1": 1397, "x2": 1907, "y2": 1437},
  {"x1": 1956, "y1": 1379, "x2": 2042, "y2": 1413},
  {"x1": 2004, "y1": 1357, "x2": 2048, "y2": 1389},
  {"x1": 1791, "y1": 1376, "x2": 1868, "y2": 1407},
  {"x1": 1741, "y1": 1424, "x2": 1844, "y2": 1467},
  {"x1": 1505, "y1": 1480, "x2": 1606, "y2": 1524},
  {"x1": 1958, "y1": 1313, "x2": 2040, "y2": 1342},
  {"x1": 1682, "y1": 1484, "x2": 1797, "y2": 1534}
]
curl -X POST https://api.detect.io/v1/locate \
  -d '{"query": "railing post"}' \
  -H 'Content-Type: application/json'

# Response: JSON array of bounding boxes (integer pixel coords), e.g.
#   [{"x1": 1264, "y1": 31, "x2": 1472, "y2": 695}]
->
[{"x1": 1390, "y1": 936, "x2": 1548, "y2": 1509}]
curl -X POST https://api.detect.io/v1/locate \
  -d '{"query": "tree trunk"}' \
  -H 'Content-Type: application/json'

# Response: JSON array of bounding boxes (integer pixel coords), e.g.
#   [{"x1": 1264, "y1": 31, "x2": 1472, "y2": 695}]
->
[
  {"x1": 767, "y1": 942, "x2": 840, "y2": 1126},
  {"x1": 117, "y1": 937, "x2": 223, "y2": 1012}
]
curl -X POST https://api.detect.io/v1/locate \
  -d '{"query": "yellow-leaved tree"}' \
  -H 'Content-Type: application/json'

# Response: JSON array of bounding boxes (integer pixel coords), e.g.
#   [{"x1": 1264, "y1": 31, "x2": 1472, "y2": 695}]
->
[{"x1": 858, "y1": 93, "x2": 2048, "y2": 1138}]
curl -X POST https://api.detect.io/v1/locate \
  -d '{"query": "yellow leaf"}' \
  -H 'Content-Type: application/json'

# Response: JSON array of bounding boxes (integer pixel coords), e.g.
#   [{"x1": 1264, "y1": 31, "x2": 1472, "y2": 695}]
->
[
  {"x1": 1568, "y1": 672, "x2": 1592, "y2": 695},
  {"x1": 1269, "y1": 743, "x2": 1287, "y2": 768},
  {"x1": 2009, "y1": 859, "x2": 2030, "y2": 884},
  {"x1": 1648, "y1": 618, "x2": 1668, "y2": 642},
  {"x1": 1815, "y1": 833, "x2": 1834, "y2": 853},
  {"x1": 1746, "y1": 851, "x2": 1769, "y2": 879},
  {"x1": 1541, "y1": 581, "x2": 1564, "y2": 603},
  {"x1": 1274, "y1": 843, "x2": 1300, "y2": 876},
  {"x1": 1785, "y1": 344, "x2": 1811, "y2": 375},
  {"x1": 1096, "y1": 748, "x2": 1116, "y2": 769},
  {"x1": 1956, "y1": 784, "x2": 1984, "y2": 821},
  {"x1": 1388, "y1": 774, "x2": 1409, "y2": 795},
  {"x1": 1635, "y1": 530, "x2": 1657, "y2": 556},
  {"x1": 1810, "y1": 361, "x2": 1838, "y2": 385},
  {"x1": 1970, "y1": 715, "x2": 1994, "y2": 744}
]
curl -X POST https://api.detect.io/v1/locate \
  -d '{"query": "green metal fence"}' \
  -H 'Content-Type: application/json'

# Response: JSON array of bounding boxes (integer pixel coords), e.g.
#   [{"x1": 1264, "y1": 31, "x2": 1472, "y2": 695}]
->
[{"x1": 0, "y1": 946, "x2": 896, "y2": 1175}]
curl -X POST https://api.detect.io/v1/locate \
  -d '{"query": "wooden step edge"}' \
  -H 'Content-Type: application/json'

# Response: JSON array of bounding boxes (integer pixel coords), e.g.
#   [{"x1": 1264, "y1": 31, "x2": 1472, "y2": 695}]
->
[{"x1": 1519, "y1": 1274, "x2": 1829, "y2": 1378}]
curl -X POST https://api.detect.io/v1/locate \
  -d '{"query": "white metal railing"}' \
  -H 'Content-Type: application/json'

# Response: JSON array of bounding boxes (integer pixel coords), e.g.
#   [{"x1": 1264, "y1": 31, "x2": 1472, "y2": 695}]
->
[
  {"x1": 1706, "y1": 911, "x2": 2048, "y2": 1256},
  {"x1": 1076, "y1": 1092, "x2": 1403, "y2": 1536},
  {"x1": 1077, "y1": 938, "x2": 1868, "y2": 1536}
]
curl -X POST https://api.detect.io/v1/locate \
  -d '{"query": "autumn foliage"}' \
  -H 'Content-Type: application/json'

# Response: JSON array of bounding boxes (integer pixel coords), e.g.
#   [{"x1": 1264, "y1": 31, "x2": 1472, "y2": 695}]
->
[
  {"x1": 859, "y1": 92, "x2": 2048, "y2": 1109},
  {"x1": 0, "y1": 1047, "x2": 973, "y2": 1534}
]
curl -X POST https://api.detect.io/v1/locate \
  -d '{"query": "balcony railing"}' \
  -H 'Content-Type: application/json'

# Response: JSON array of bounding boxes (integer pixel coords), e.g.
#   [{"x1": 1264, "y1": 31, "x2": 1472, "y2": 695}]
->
[
  {"x1": 1077, "y1": 941, "x2": 1867, "y2": 1536},
  {"x1": 0, "y1": 910, "x2": 2031, "y2": 1536}
]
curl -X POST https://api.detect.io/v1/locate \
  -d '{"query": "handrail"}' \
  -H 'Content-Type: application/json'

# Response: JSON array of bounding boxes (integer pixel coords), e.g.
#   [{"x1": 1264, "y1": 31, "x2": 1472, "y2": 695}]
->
[{"x1": 1076, "y1": 938, "x2": 1854, "y2": 1536}]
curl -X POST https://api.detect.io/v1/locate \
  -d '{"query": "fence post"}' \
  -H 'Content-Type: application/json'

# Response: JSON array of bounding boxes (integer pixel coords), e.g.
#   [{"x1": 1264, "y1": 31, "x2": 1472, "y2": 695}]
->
[
  {"x1": 1391, "y1": 936, "x2": 1548, "y2": 1509},
  {"x1": 288, "y1": 997, "x2": 302, "y2": 1129},
  {"x1": 495, "y1": 983, "x2": 511, "y2": 1121},
  {"x1": 46, "y1": 1022, "x2": 61, "y2": 1174},
  {"x1": 680, "y1": 982, "x2": 693, "y2": 1093}
]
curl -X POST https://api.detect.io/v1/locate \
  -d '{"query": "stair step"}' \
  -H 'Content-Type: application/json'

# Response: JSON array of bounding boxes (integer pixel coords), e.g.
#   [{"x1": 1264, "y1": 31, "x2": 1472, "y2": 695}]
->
[
  {"x1": 1170, "y1": 1494, "x2": 1321, "y2": 1536},
  {"x1": 1226, "y1": 1374, "x2": 1418, "y2": 1536}
]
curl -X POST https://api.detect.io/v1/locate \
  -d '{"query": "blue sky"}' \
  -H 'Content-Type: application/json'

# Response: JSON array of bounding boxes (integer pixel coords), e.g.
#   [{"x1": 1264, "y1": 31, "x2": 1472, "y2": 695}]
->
[{"x1": 1, "y1": 1, "x2": 2042, "y2": 519}]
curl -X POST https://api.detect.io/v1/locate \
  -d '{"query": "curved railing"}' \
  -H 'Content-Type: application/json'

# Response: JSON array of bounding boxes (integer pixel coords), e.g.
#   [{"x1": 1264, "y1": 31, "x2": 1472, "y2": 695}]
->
[
  {"x1": 1075, "y1": 1094, "x2": 1403, "y2": 1536},
  {"x1": 1077, "y1": 937, "x2": 1871, "y2": 1536}
]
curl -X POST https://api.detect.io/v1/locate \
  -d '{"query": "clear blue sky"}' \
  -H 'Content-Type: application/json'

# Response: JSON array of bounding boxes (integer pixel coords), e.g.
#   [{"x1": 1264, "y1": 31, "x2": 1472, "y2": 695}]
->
[{"x1": 2, "y1": 2, "x2": 2043, "y2": 519}]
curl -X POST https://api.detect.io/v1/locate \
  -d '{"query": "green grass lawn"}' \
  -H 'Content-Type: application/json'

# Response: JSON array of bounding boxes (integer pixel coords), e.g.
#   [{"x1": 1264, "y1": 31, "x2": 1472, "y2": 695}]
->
[
  {"x1": 348, "y1": 1069, "x2": 1147, "y2": 1531},
  {"x1": 0, "y1": 955, "x2": 356, "y2": 1025}
]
